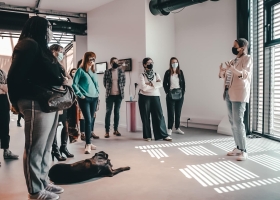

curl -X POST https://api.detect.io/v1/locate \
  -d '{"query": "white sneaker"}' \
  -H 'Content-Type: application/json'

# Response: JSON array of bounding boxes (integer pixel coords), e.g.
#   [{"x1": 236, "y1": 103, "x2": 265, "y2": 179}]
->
[
  {"x1": 90, "y1": 144, "x2": 97, "y2": 150},
  {"x1": 237, "y1": 152, "x2": 248, "y2": 161},
  {"x1": 85, "y1": 144, "x2": 91, "y2": 154},
  {"x1": 144, "y1": 138, "x2": 151, "y2": 142},
  {"x1": 163, "y1": 136, "x2": 172, "y2": 141},
  {"x1": 227, "y1": 148, "x2": 242, "y2": 156},
  {"x1": 176, "y1": 128, "x2": 184, "y2": 134},
  {"x1": 28, "y1": 189, "x2": 59, "y2": 200},
  {"x1": 45, "y1": 183, "x2": 64, "y2": 194},
  {"x1": 167, "y1": 129, "x2": 172, "y2": 136}
]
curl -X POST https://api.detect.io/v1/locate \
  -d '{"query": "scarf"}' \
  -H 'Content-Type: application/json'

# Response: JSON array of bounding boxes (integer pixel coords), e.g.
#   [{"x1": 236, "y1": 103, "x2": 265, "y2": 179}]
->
[
  {"x1": 144, "y1": 69, "x2": 154, "y2": 82},
  {"x1": 0, "y1": 69, "x2": 7, "y2": 84}
]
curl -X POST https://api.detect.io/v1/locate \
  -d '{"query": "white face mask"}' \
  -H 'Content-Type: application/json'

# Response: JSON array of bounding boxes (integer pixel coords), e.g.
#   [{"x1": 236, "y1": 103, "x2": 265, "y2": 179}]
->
[
  {"x1": 172, "y1": 63, "x2": 178, "y2": 68},
  {"x1": 57, "y1": 52, "x2": 64, "y2": 61},
  {"x1": 47, "y1": 28, "x2": 53, "y2": 43}
]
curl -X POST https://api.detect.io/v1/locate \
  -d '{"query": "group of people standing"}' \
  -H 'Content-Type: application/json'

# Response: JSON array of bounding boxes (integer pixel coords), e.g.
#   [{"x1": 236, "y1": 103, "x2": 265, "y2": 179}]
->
[{"x1": 0, "y1": 14, "x2": 252, "y2": 200}]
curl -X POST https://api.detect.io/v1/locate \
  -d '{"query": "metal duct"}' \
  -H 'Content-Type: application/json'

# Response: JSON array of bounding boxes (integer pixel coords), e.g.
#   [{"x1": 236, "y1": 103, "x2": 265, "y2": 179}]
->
[
  {"x1": 48, "y1": 20, "x2": 87, "y2": 35},
  {"x1": 149, "y1": 0, "x2": 218, "y2": 16},
  {"x1": 0, "y1": 11, "x2": 29, "y2": 31},
  {"x1": 0, "y1": 11, "x2": 87, "y2": 35}
]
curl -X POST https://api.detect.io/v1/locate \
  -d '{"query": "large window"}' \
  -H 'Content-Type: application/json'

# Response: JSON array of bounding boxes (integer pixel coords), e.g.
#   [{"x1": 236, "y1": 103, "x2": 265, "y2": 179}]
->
[{"x1": 250, "y1": 0, "x2": 280, "y2": 140}]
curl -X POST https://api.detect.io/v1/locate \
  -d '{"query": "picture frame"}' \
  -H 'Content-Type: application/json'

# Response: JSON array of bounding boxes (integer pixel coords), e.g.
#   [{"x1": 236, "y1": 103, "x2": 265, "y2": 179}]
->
[
  {"x1": 119, "y1": 58, "x2": 132, "y2": 72},
  {"x1": 95, "y1": 62, "x2": 108, "y2": 74}
]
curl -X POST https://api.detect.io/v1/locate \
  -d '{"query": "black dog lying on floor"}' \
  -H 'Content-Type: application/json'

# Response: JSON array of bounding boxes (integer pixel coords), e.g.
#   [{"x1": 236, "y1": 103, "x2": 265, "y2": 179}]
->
[{"x1": 49, "y1": 151, "x2": 130, "y2": 184}]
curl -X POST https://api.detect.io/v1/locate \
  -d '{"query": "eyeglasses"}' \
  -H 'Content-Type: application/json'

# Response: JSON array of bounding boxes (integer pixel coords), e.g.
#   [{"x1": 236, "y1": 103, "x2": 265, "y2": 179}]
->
[{"x1": 89, "y1": 58, "x2": 95, "y2": 62}]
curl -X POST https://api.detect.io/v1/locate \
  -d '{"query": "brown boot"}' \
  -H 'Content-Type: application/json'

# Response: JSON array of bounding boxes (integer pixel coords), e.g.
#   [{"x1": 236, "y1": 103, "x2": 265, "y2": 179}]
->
[
  {"x1": 91, "y1": 132, "x2": 100, "y2": 139},
  {"x1": 113, "y1": 130, "x2": 121, "y2": 136},
  {"x1": 104, "y1": 132, "x2": 110, "y2": 138}
]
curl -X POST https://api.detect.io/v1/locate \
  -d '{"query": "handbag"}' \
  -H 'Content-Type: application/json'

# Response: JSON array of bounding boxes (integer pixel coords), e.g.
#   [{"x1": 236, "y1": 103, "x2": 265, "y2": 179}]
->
[
  {"x1": 169, "y1": 88, "x2": 182, "y2": 100},
  {"x1": 33, "y1": 84, "x2": 76, "y2": 113}
]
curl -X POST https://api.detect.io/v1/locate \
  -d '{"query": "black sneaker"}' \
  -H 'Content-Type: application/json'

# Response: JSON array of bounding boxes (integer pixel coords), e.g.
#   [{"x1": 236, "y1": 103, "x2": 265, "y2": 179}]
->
[
  {"x1": 113, "y1": 130, "x2": 121, "y2": 136},
  {"x1": 4, "y1": 149, "x2": 19, "y2": 159}
]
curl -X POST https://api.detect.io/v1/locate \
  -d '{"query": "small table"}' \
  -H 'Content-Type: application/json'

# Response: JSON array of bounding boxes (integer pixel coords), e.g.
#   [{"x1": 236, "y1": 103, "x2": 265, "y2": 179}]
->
[{"x1": 126, "y1": 101, "x2": 137, "y2": 132}]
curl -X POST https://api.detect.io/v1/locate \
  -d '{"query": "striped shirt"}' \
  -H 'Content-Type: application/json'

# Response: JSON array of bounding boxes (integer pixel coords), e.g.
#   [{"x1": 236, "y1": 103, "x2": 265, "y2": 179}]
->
[
  {"x1": 0, "y1": 69, "x2": 7, "y2": 94},
  {"x1": 225, "y1": 70, "x2": 232, "y2": 86},
  {"x1": 225, "y1": 58, "x2": 239, "y2": 86}
]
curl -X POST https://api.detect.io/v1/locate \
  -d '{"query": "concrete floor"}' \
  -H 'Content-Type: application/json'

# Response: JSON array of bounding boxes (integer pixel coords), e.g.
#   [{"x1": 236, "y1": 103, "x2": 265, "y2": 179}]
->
[{"x1": 1, "y1": 114, "x2": 280, "y2": 200}]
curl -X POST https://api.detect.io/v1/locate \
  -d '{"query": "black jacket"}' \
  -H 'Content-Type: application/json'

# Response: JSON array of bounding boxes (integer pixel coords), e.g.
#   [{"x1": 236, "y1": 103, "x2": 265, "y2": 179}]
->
[
  {"x1": 163, "y1": 69, "x2": 185, "y2": 95},
  {"x1": 8, "y1": 38, "x2": 64, "y2": 106}
]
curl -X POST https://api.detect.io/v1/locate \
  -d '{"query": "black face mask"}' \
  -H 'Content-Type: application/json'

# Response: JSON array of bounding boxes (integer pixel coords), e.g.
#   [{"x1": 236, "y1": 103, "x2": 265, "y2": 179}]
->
[
  {"x1": 146, "y1": 64, "x2": 153, "y2": 70},
  {"x1": 232, "y1": 47, "x2": 239, "y2": 55},
  {"x1": 112, "y1": 63, "x2": 119, "y2": 69}
]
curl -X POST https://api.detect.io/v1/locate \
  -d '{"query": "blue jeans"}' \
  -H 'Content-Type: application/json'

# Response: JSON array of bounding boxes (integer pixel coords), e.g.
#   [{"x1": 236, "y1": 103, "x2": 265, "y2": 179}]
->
[
  {"x1": 225, "y1": 90, "x2": 247, "y2": 151},
  {"x1": 78, "y1": 97, "x2": 98, "y2": 144}
]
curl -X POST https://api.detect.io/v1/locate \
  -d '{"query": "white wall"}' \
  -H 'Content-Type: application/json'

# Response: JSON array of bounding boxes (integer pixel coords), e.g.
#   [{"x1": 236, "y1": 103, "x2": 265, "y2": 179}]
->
[
  {"x1": 74, "y1": 35, "x2": 87, "y2": 67},
  {"x1": 87, "y1": 0, "x2": 237, "y2": 131},
  {"x1": 87, "y1": 0, "x2": 146, "y2": 130},
  {"x1": 145, "y1": 0, "x2": 175, "y2": 120},
  {"x1": 175, "y1": 0, "x2": 236, "y2": 128}
]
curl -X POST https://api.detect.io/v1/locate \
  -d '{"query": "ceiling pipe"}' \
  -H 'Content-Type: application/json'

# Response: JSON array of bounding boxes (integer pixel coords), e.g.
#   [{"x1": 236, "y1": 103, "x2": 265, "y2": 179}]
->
[
  {"x1": 0, "y1": 4, "x2": 86, "y2": 18},
  {"x1": 149, "y1": 0, "x2": 219, "y2": 16}
]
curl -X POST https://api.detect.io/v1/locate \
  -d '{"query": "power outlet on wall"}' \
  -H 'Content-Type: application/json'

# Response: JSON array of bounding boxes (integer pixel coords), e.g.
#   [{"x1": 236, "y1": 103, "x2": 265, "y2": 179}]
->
[{"x1": 187, "y1": 118, "x2": 190, "y2": 128}]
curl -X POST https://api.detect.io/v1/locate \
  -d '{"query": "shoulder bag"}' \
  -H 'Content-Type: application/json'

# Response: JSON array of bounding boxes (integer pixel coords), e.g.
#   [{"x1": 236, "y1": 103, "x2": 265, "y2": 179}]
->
[
  {"x1": 169, "y1": 88, "x2": 182, "y2": 100},
  {"x1": 33, "y1": 83, "x2": 76, "y2": 113}
]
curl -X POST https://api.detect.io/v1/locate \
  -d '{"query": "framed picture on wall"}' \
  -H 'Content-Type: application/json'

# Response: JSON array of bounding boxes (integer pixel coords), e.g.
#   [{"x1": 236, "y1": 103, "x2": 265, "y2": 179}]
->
[
  {"x1": 95, "y1": 62, "x2": 108, "y2": 74},
  {"x1": 119, "y1": 58, "x2": 132, "y2": 72}
]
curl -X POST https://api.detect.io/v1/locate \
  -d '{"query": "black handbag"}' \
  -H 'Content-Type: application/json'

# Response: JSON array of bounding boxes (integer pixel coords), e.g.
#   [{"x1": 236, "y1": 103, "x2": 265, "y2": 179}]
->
[
  {"x1": 169, "y1": 88, "x2": 182, "y2": 100},
  {"x1": 33, "y1": 84, "x2": 76, "y2": 113}
]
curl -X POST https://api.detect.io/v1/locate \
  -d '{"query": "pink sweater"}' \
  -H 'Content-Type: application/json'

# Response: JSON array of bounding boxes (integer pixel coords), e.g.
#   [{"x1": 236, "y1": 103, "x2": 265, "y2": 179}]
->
[{"x1": 219, "y1": 55, "x2": 253, "y2": 103}]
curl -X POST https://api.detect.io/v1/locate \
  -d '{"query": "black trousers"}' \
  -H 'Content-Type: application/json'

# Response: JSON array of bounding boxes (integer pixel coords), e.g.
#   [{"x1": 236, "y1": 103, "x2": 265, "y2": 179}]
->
[
  {"x1": 138, "y1": 94, "x2": 169, "y2": 140},
  {"x1": 52, "y1": 120, "x2": 69, "y2": 150},
  {"x1": 18, "y1": 113, "x2": 24, "y2": 122},
  {"x1": 0, "y1": 94, "x2": 10, "y2": 149},
  {"x1": 105, "y1": 95, "x2": 122, "y2": 132},
  {"x1": 166, "y1": 95, "x2": 184, "y2": 129}
]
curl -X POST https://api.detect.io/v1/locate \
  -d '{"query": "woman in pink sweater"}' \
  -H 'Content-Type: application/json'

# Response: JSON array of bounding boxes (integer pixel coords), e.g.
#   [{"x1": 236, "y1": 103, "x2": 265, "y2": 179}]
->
[{"x1": 219, "y1": 38, "x2": 252, "y2": 161}]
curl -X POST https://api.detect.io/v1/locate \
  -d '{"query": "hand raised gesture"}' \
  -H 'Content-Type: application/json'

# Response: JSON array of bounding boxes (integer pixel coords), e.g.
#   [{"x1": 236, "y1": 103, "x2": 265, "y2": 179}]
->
[
  {"x1": 219, "y1": 63, "x2": 226, "y2": 72},
  {"x1": 225, "y1": 60, "x2": 235, "y2": 70}
]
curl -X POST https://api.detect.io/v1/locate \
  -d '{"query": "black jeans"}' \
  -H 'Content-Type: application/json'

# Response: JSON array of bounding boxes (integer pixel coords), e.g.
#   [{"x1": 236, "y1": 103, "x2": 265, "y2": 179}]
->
[
  {"x1": 105, "y1": 95, "x2": 122, "y2": 132},
  {"x1": 166, "y1": 95, "x2": 184, "y2": 129},
  {"x1": 18, "y1": 113, "x2": 24, "y2": 122},
  {"x1": 78, "y1": 97, "x2": 98, "y2": 144},
  {"x1": 0, "y1": 94, "x2": 10, "y2": 149},
  {"x1": 52, "y1": 120, "x2": 69, "y2": 150},
  {"x1": 138, "y1": 94, "x2": 169, "y2": 140}
]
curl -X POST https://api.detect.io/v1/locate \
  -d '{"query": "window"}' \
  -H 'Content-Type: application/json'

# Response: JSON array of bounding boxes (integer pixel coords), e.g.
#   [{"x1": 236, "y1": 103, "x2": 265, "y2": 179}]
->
[{"x1": 250, "y1": 0, "x2": 280, "y2": 140}]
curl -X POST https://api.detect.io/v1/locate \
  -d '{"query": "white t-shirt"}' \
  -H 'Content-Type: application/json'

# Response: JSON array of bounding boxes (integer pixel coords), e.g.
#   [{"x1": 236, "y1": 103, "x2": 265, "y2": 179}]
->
[
  {"x1": 170, "y1": 73, "x2": 180, "y2": 89},
  {"x1": 110, "y1": 69, "x2": 120, "y2": 95}
]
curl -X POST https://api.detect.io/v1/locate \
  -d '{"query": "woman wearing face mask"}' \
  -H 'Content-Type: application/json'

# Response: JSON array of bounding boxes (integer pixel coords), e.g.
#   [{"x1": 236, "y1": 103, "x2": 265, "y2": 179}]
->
[
  {"x1": 219, "y1": 38, "x2": 252, "y2": 161},
  {"x1": 8, "y1": 16, "x2": 64, "y2": 200},
  {"x1": 72, "y1": 52, "x2": 99, "y2": 154},
  {"x1": 163, "y1": 57, "x2": 186, "y2": 136},
  {"x1": 49, "y1": 44, "x2": 74, "y2": 161},
  {"x1": 138, "y1": 57, "x2": 172, "y2": 142}
]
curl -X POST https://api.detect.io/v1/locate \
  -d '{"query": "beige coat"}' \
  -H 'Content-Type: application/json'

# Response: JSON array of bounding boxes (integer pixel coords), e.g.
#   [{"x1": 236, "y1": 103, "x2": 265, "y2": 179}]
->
[{"x1": 219, "y1": 55, "x2": 253, "y2": 103}]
